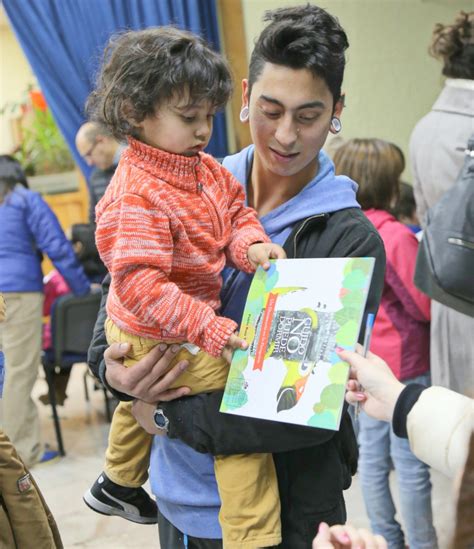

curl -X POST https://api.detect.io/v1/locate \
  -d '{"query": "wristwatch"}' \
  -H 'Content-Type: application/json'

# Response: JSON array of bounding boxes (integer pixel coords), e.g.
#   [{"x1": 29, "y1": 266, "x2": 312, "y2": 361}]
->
[{"x1": 153, "y1": 407, "x2": 169, "y2": 432}]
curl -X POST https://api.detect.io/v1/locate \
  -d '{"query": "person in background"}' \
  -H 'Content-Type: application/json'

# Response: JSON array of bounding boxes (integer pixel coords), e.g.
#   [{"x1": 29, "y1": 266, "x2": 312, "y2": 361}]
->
[
  {"x1": 75, "y1": 121, "x2": 124, "y2": 223},
  {"x1": 393, "y1": 181, "x2": 421, "y2": 236},
  {"x1": 0, "y1": 292, "x2": 64, "y2": 549},
  {"x1": 343, "y1": 347, "x2": 474, "y2": 549},
  {"x1": 39, "y1": 223, "x2": 106, "y2": 406},
  {"x1": 409, "y1": 11, "x2": 474, "y2": 396},
  {"x1": 334, "y1": 139, "x2": 438, "y2": 549},
  {"x1": 0, "y1": 155, "x2": 90, "y2": 466}
]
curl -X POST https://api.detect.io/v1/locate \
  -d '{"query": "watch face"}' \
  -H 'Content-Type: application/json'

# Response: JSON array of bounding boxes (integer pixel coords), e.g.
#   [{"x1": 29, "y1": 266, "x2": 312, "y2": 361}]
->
[{"x1": 153, "y1": 408, "x2": 169, "y2": 431}]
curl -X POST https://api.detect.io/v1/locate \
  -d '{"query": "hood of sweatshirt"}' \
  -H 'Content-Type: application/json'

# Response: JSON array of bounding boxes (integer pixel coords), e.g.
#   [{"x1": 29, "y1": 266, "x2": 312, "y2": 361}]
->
[{"x1": 223, "y1": 144, "x2": 360, "y2": 243}]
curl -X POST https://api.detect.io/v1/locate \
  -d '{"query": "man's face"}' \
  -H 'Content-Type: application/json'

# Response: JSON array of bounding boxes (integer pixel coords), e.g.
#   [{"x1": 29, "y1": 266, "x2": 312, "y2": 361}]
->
[
  {"x1": 76, "y1": 134, "x2": 115, "y2": 170},
  {"x1": 244, "y1": 63, "x2": 343, "y2": 180}
]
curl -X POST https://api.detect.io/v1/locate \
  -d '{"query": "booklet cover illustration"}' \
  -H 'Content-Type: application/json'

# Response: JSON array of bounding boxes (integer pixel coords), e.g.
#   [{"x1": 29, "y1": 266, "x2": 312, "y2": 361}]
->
[{"x1": 221, "y1": 257, "x2": 375, "y2": 430}]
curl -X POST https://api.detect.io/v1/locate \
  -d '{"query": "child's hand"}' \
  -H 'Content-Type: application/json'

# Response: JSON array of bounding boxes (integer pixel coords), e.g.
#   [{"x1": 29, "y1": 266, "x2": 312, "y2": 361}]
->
[
  {"x1": 221, "y1": 333, "x2": 248, "y2": 364},
  {"x1": 247, "y1": 243, "x2": 286, "y2": 270}
]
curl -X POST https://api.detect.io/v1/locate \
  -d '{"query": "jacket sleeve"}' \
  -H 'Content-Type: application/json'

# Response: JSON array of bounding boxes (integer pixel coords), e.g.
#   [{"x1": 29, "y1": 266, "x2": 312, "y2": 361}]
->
[
  {"x1": 27, "y1": 192, "x2": 90, "y2": 296},
  {"x1": 162, "y1": 391, "x2": 337, "y2": 454},
  {"x1": 96, "y1": 192, "x2": 237, "y2": 357},
  {"x1": 406, "y1": 386, "x2": 474, "y2": 477},
  {"x1": 385, "y1": 229, "x2": 431, "y2": 322},
  {"x1": 220, "y1": 166, "x2": 271, "y2": 273},
  {"x1": 86, "y1": 274, "x2": 133, "y2": 401},
  {"x1": 409, "y1": 137, "x2": 430, "y2": 227}
]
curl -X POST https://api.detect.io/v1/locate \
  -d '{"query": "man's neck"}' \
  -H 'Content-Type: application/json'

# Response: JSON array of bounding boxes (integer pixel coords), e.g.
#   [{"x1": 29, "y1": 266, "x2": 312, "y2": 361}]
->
[{"x1": 248, "y1": 154, "x2": 319, "y2": 217}]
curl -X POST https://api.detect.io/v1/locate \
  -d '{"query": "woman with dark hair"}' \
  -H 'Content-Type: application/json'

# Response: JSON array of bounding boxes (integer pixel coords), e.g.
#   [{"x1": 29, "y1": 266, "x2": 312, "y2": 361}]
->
[
  {"x1": 87, "y1": 5, "x2": 386, "y2": 547},
  {"x1": 409, "y1": 11, "x2": 474, "y2": 396},
  {"x1": 334, "y1": 139, "x2": 437, "y2": 549},
  {"x1": 0, "y1": 155, "x2": 90, "y2": 466}
]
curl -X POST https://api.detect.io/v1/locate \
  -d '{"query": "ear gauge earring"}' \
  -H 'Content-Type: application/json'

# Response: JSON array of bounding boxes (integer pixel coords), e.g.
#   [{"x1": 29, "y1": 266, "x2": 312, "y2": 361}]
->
[
  {"x1": 331, "y1": 117, "x2": 342, "y2": 133},
  {"x1": 239, "y1": 106, "x2": 249, "y2": 123}
]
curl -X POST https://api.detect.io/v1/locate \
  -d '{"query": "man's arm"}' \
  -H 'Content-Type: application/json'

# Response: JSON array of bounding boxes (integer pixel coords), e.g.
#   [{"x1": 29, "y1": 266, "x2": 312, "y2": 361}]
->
[
  {"x1": 86, "y1": 274, "x2": 191, "y2": 403},
  {"x1": 161, "y1": 391, "x2": 346, "y2": 455},
  {"x1": 86, "y1": 274, "x2": 132, "y2": 400}
]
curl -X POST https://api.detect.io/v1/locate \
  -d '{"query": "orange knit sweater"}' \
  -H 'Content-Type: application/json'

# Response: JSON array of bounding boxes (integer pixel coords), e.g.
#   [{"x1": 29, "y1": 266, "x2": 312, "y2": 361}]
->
[{"x1": 95, "y1": 138, "x2": 269, "y2": 357}]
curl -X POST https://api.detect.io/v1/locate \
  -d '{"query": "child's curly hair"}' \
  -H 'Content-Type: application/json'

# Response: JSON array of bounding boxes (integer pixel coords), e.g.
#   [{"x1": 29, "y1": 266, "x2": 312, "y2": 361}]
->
[
  {"x1": 87, "y1": 27, "x2": 233, "y2": 141},
  {"x1": 429, "y1": 11, "x2": 474, "y2": 80}
]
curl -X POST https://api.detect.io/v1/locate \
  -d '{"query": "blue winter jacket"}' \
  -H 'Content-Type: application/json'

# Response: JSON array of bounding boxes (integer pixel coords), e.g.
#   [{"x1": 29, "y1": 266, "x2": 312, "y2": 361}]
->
[{"x1": 0, "y1": 186, "x2": 90, "y2": 295}]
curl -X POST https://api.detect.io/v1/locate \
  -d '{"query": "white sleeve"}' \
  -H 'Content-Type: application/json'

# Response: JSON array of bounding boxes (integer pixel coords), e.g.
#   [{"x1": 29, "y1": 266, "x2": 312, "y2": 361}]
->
[{"x1": 407, "y1": 386, "x2": 474, "y2": 478}]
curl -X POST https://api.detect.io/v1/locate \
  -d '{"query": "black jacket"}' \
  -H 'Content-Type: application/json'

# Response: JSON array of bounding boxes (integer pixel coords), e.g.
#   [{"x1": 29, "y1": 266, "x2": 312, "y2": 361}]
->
[
  {"x1": 87, "y1": 207, "x2": 385, "y2": 548},
  {"x1": 88, "y1": 165, "x2": 116, "y2": 224}
]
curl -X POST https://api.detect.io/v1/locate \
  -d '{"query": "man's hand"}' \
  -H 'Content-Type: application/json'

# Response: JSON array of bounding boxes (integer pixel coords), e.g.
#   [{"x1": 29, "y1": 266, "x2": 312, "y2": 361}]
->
[
  {"x1": 104, "y1": 342, "x2": 191, "y2": 403},
  {"x1": 221, "y1": 333, "x2": 248, "y2": 364},
  {"x1": 247, "y1": 242, "x2": 286, "y2": 270}
]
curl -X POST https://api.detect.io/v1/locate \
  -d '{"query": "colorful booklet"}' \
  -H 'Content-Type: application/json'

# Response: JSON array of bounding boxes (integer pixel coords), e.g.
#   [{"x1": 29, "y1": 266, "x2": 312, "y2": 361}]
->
[{"x1": 221, "y1": 257, "x2": 375, "y2": 431}]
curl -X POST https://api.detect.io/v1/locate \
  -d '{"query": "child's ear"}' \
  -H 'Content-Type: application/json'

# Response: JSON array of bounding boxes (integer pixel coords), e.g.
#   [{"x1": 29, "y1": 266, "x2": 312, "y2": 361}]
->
[{"x1": 121, "y1": 100, "x2": 140, "y2": 128}]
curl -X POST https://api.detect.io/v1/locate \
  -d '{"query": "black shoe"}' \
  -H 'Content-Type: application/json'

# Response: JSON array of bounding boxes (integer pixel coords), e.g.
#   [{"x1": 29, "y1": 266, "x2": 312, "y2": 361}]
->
[{"x1": 83, "y1": 473, "x2": 158, "y2": 524}]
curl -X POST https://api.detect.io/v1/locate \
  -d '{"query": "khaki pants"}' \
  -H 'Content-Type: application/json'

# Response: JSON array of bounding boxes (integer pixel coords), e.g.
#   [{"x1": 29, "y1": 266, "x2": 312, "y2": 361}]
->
[
  {"x1": 105, "y1": 319, "x2": 281, "y2": 548},
  {"x1": 0, "y1": 293, "x2": 43, "y2": 466},
  {"x1": 0, "y1": 429, "x2": 63, "y2": 548}
]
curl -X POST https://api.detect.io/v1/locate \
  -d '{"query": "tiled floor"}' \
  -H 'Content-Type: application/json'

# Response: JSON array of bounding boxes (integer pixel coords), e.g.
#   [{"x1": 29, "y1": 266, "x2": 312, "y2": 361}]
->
[{"x1": 29, "y1": 364, "x2": 455, "y2": 548}]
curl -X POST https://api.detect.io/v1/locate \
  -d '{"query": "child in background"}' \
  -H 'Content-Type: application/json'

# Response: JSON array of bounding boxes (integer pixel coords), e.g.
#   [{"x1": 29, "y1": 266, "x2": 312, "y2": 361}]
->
[
  {"x1": 85, "y1": 27, "x2": 285, "y2": 547},
  {"x1": 393, "y1": 181, "x2": 422, "y2": 236},
  {"x1": 40, "y1": 223, "x2": 106, "y2": 405},
  {"x1": 334, "y1": 139, "x2": 438, "y2": 549}
]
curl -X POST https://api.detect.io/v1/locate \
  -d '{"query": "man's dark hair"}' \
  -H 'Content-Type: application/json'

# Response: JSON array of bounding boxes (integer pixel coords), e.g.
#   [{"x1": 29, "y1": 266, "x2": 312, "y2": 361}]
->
[
  {"x1": 248, "y1": 4, "x2": 349, "y2": 106},
  {"x1": 87, "y1": 26, "x2": 233, "y2": 141}
]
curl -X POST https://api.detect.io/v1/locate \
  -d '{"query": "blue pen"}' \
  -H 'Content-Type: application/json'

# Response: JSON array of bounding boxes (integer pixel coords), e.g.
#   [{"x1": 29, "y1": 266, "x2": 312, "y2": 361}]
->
[{"x1": 355, "y1": 313, "x2": 375, "y2": 419}]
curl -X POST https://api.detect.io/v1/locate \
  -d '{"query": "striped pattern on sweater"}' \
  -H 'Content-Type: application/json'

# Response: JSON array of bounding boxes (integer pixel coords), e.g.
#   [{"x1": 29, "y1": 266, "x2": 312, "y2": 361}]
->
[{"x1": 95, "y1": 138, "x2": 269, "y2": 357}]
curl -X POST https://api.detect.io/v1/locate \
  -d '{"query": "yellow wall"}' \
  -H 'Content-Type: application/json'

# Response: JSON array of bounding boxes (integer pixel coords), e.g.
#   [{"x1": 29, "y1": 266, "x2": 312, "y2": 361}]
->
[{"x1": 241, "y1": 0, "x2": 472, "y2": 181}]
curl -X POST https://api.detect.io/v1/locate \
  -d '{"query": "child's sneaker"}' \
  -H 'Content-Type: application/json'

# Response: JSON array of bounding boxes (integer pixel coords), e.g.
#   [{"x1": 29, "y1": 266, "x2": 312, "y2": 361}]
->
[{"x1": 83, "y1": 472, "x2": 158, "y2": 524}]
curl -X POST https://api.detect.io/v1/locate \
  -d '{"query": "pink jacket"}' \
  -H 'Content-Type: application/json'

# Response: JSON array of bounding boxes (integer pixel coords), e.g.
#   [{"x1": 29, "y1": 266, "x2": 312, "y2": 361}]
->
[
  {"x1": 42, "y1": 270, "x2": 70, "y2": 350},
  {"x1": 364, "y1": 209, "x2": 430, "y2": 380}
]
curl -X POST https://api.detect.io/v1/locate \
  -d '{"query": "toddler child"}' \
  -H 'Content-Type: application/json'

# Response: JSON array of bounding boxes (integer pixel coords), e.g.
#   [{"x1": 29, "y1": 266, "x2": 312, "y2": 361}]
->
[{"x1": 84, "y1": 26, "x2": 285, "y2": 548}]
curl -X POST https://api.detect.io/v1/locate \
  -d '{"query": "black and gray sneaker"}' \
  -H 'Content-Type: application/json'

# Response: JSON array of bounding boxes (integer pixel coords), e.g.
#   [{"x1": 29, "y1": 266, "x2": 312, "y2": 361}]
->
[{"x1": 83, "y1": 473, "x2": 158, "y2": 524}]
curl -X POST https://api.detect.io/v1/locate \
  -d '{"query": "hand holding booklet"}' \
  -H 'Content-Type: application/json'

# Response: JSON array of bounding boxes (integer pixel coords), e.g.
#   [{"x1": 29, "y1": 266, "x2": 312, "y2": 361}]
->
[{"x1": 221, "y1": 257, "x2": 375, "y2": 431}]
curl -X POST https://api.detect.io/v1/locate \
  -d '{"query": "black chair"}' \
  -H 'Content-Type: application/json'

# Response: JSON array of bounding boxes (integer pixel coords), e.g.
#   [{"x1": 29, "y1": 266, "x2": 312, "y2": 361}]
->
[{"x1": 41, "y1": 291, "x2": 111, "y2": 455}]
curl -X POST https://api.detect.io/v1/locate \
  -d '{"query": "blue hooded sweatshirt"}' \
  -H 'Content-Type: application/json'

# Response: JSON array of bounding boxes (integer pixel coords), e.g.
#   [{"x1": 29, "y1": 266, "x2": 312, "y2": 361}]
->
[{"x1": 149, "y1": 145, "x2": 359, "y2": 539}]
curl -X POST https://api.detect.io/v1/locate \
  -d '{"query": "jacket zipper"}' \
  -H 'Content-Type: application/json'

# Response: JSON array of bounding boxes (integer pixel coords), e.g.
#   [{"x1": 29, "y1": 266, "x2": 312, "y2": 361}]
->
[
  {"x1": 195, "y1": 172, "x2": 224, "y2": 241},
  {"x1": 448, "y1": 237, "x2": 474, "y2": 250},
  {"x1": 292, "y1": 214, "x2": 327, "y2": 258}
]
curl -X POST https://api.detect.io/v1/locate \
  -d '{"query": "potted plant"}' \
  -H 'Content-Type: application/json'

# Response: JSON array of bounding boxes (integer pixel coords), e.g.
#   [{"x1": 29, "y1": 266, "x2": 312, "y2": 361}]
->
[{"x1": 1, "y1": 85, "x2": 77, "y2": 194}]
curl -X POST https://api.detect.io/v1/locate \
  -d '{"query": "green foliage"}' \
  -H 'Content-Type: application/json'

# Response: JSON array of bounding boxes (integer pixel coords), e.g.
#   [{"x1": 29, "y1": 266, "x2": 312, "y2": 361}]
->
[{"x1": 1, "y1": 86, "x2": 74, "y2": 176}]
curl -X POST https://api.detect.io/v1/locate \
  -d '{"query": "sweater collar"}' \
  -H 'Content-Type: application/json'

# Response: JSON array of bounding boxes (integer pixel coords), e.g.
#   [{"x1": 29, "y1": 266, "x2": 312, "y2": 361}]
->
[{"x1": 124, "y1": 137, "x2": 200, "y2": 191}]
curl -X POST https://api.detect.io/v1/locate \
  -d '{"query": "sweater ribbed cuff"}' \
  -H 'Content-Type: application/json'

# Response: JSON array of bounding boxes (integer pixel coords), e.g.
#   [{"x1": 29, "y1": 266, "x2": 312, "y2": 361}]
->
[
  {"x1": 203, "y1": 316, "x2": 238, "y2": 357},
  {"x1": 392, "y1": 384, "x2": 426, "y2": 438},
  {"x1": 233, "y1": 230, "x2": 271, "y2": 273}
]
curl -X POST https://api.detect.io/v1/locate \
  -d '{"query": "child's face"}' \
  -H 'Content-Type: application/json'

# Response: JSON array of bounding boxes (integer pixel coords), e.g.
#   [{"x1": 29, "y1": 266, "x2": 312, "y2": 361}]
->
[{"x1": 136, "y1": 95, "x2": 216, "y2": 156}]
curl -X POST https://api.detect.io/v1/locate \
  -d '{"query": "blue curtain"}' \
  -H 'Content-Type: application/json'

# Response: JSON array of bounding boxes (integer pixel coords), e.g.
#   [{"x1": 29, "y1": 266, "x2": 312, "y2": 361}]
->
[{"x1": 3, "y1": 0, "x2": 228, "y2": 180}]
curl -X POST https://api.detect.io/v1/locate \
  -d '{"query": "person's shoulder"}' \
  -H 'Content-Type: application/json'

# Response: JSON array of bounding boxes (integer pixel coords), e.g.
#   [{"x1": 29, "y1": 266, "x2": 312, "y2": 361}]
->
[{"x1": 328, "y1": 207, "x2": 380, "y2": 237}]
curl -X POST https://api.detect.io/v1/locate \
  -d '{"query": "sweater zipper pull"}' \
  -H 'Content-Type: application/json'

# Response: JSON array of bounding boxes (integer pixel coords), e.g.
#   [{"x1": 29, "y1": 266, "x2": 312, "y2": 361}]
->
[{"x1": 197, "y1": 182, "x2": 203, "y2": 193}]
